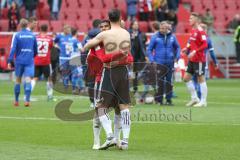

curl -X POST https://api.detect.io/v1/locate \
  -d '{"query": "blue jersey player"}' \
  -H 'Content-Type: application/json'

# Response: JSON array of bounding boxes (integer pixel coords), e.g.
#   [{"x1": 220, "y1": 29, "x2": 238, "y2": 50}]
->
[
  {"x1": 7, "y1": 19, "x2": 38, "y2": 107},
  {"x1": 54, "y1": 25, "x2": 73, "y2": 89},
  {"x1": 69, "y1": 28, "x2": 83, "y2": 93},
  {"x1": 192, "y1": 23, "x2": 219, "y2": 98}
]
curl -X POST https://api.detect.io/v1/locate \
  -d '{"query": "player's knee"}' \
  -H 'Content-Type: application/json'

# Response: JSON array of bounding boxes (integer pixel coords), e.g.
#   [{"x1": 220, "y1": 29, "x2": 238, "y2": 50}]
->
[
  {"x1": 119, "y1": 104, "x2": 129, "y2": 110},
  {"x1": 16, "y1": 77, "x2": 22, "y2": 83},
  {"x1": 25, "y1": 77, "x2": 32, "y2": 83}
]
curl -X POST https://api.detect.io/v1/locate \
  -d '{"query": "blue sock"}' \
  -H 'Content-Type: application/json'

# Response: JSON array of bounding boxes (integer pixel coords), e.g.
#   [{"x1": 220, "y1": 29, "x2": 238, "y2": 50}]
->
[
  {"x1": 72, "y1": 77, "x2": 77, "y2": 90},
  {"x1": 63, "y1": 76, "x2": 69, "y2": 89},
  {"x1": 24, "y1": 82, "x2": 32, "y2": 102},
  {"x1": 14, "y1": 84, "x2": 21, "y2": 102}
]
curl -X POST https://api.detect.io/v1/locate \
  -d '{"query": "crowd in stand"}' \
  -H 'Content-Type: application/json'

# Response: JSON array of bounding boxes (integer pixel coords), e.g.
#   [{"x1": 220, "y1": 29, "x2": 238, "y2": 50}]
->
[{"x1": 0, "y1": 0, "x2": 62, "y2": 31}]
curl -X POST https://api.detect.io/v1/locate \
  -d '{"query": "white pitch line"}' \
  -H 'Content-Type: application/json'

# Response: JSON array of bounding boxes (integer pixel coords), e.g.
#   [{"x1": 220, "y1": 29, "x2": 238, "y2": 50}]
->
[
  {"x1": 0, "y1": 95, "x2": 239, "y2": 105},
  {"x1": 0, "y1": 116, "x2": 240, "y2": 126}
]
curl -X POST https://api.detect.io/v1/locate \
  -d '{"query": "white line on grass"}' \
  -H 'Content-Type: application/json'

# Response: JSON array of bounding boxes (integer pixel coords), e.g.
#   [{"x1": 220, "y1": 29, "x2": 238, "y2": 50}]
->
[
  {"x1": 0, "y1": 116, "x2": 240, "y2": 126},
  {"x1": 0, "y1": 95, "x2": 239, "y2": 105}
]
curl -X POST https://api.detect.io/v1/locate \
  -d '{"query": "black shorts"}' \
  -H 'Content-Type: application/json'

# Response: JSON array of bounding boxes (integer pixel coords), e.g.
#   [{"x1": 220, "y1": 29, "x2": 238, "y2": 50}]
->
[
  {"x1": 94, "y1": 82, "x2": 118, "y2": 108},
  {"x1": 34, "y1": 65, "x2": 52, "y2": 78},
  {"x1": 186, "y1": 61, "x2": 206, "y2": 76},
  {"x1": 97, "y1": 66, "x2": 130, "y2": 108}
]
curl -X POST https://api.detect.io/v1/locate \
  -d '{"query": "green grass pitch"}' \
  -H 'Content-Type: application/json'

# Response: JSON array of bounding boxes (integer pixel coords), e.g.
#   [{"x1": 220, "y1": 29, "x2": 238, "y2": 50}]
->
[{"x1": 0, "y1": 79, "x2": 240, "y2": 160}]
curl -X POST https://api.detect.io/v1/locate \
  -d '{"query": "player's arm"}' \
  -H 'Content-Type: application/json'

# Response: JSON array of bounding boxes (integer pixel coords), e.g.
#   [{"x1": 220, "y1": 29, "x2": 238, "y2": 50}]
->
[
  {"x1": 7, "y1": 33, "x2": 17, "y2": 69},
  {"x1": 173, "y1": 36, "x2": 181, "y2": 61},
  {"x1": 195, "y1": 31, "x2": 208, "y2": 53},
  {"x1": 83, "y1": 32, "x2": 104, "y2": 51},
  {"x1": 33, "y1": 36, "x2": 38, "y2": 57},
  {"x1": 147, "y1": 35, "x2": 157, "y2": 63},
  {"x1": 208, "y1": 39, "x2": 218, "y2": 66},
  {"x1": 182, "y1": 40, "x2": 190, "y2": 55},
  {"x1": 189, "y1": 31, "x2": 208, "y2": 59}
]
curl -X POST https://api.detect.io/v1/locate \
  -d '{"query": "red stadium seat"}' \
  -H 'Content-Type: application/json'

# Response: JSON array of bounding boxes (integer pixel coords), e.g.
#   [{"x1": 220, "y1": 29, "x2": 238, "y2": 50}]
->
[
  {"x1": 38, "y1": 20, "x2": 50, "y2": 31},
  {"x1": 76, "y1": 22, "x2": 89, "y2": 33},
  {"x1": 89, "y1": 0, "x2": 103, "y2": 9},
  {"x1": 102, "y1": 0, "x2": 115, "y2": 8},
  {"x1": 224, "y1": 0, "x2": 238, "y2": 9},
  {"x1": 50, "y1": 21, "x2": 63, "y2": 32},
  {"x1": 77, "y1": 10, "x2": 91, "y2": 21},
  {"x1": 89, "y1": 10, "x2": 105, "y2": 20},
  {"x1": 138, "y1": 21, "x2": 149, "y2": 32},
  {"x1": 212, "y1": 10, "x2": 227, "y2": 22},
  {"x1": 0, "y1": 20, "x2": 9, "y2": 31},
  {"x1": 0, "y1": 8, "x2": 8, "y2": 19},
  {"x1": 78, "y1": 0, "x2": 91, "y2": 8}
]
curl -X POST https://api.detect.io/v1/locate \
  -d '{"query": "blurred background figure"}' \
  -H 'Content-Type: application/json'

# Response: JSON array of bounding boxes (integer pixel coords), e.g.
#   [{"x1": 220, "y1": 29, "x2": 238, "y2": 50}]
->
[
  {"x1": 166, "y1": 10, "x2": 177, "y2": 32},
  {"x1": 202, "y1": 8, "x2": 214, "y2": 33},
  {"x1": 234, "y1": 25, "x2": 240, "y2": 64},
  {"x1": 155, "y1": 0, "x2": 168, "y2": 22},
  {"x1": 48, "y1": 0, "x2": 62, "y2": 20},
  {"x1": 139, "y1": 0, "x2": 152, "y2": 21},
  {"x1": 227, "y1": 14, "x2": 240, "y2": 33},
  {"x1": 8, "y1": 1, "x2": 20, "y2": 31},
  {"x1": 23, "y1": 0, "x2": 39, "y2": 19},
  {"x1": 126, "y1": 0, "x2": 138, "y2": 21},
  {"x1": 129, "y1": 20, "x2": 147, "y2": 96}
]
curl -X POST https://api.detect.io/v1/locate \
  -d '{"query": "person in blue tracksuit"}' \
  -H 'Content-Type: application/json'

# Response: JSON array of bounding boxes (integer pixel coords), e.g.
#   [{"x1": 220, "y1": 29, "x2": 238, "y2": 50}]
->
[
  {"x1": 192, "y1": 23, "x2": 218, "y2": 98},
  {"x1": 147, "y1": 21, "x2": 180, "y2": 105},
  {"x1": 7, "y1": 18, "x2": 38, "y2": 107}
]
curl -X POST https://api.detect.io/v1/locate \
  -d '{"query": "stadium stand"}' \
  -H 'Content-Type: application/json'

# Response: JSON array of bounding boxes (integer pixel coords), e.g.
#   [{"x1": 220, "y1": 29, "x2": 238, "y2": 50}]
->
[{"x1": 0, "y1": 0, "x2": 239, "y2": 78}]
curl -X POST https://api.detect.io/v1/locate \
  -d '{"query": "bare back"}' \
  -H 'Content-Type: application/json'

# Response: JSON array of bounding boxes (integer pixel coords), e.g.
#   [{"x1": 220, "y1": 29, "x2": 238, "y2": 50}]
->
[{"x1": 97, "y1": 27, "x2": 131, "y2": 55}]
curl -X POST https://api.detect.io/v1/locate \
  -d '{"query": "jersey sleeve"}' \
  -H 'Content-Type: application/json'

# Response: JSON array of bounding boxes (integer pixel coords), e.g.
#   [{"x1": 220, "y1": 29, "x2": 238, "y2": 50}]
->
[
  {"x1": 207, "y1": 38, "x2": 218, "y2": 65},
  {"x1": 54, "y1": 34, "x2": 61, "y2": 44},
  {"x1": 33, "y1": 36, "x2": 38, "y2": 57},
  {"x1": 195, "y1": 30, "x2": 208, "y2": 53},
  {"x1": 8, "y1": 33, "x2": 17, "y2": 63},
  {"x1": 147, "y1": 35, "x2": 157, "y2": 63}
]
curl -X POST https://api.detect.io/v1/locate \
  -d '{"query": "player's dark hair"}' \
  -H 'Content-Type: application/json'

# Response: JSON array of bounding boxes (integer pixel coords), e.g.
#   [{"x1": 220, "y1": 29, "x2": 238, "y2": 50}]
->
[
  {"x1": 71, "y1": 27, "x2": 78, "y2": 36},
  {"x1": 29, "y1": 16, "x2": 37, "y2": 23},
  {"x1": 152, "y1": 21, "x2": 160, "y2": 31},
  {"x1": 40, "y1": 24, "x2": 48, "y2": 32},
  {"x1": 108, "y1": 9, "x2": 121, "y2": 22},
  {"x1": 92, "y1": 19, "x2": 102, "y2": 28},
  {"x1": 101, "y1": 19, "x2": 110, "y2": 26}
]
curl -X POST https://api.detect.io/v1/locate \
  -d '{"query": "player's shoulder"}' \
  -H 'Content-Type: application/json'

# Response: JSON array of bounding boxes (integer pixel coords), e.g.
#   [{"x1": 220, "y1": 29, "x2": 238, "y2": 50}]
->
[{"x1": 196, "y1": 26, "x2": 206, "y2": 34}]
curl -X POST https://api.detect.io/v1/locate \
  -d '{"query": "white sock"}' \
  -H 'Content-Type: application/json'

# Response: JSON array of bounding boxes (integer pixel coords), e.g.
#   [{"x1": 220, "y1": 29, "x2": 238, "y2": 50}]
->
[
  {"x1": 114, "y1": 114, "x2": 121, "y2": 141},
  {"x1": 93, "y1": 116, "x2": 101, "y2": 145},
  {"x1": 46, "y1": 82, "x2": 53, "y2": 97},
  {"x1": 31, "y1": 79, "x2": 36, "y2": 91},
  {"x1": 120, "y1": 109, "x2": 131, "y2": 142},
  {"x1": 200, "y1": 82, "x2": 207, "y2": 103},
  {"x1": 186, "y1": 81, "x2": 198, "y2": 100},
  {"x1": 98, "y1": 108, "x2": 113, "y2": 138}
]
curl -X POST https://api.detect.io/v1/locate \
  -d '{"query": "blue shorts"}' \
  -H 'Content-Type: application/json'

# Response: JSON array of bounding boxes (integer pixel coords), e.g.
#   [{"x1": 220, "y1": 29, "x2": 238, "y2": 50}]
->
[{"x1": 15, "y1": 63, "x2": 34, "y2": 78}]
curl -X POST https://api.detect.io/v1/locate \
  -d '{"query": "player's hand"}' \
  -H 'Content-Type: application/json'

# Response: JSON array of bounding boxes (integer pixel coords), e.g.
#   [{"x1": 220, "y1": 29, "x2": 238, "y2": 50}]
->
[
  {"x1": 214, "y1": 64, "x2": 219, "y2": 70},
  {"x1": 181, "y1": 47, "x2": 188, "y2": 54},
  {"x1": 81, "y1": 47, "x2": 85, "y2": 53},
  {"x1": 7, "y1": 63, "x2": 12, "y2": 70},
  {"x1": 145, "y1": 57, "x2": 149, "y2": 63},
  {"x1": 188, "y1": 50, "x2": 196, "y2": 59}
]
